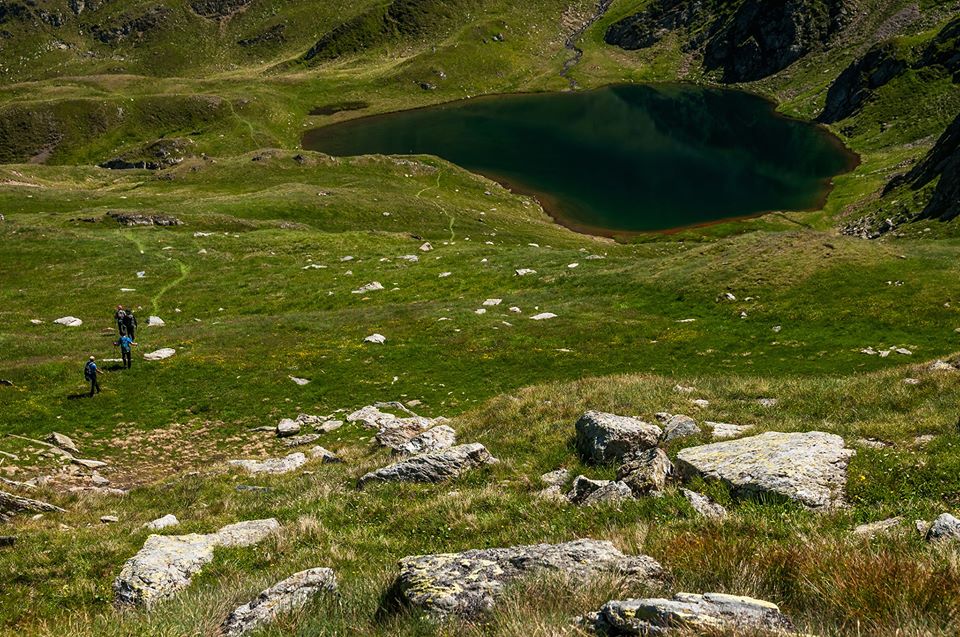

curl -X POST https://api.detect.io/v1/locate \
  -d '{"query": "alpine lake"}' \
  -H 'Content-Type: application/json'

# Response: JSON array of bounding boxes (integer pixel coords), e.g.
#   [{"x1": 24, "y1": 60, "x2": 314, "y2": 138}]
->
[{"x1": 303, "y1": 84, "x2": 857, "y2": 235}]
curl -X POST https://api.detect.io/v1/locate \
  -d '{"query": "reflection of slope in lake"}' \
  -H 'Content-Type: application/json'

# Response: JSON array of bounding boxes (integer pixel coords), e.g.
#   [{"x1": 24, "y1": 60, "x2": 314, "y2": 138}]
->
[{"x1": 303, "y1": 84, "x2": 857, "y2": 234}]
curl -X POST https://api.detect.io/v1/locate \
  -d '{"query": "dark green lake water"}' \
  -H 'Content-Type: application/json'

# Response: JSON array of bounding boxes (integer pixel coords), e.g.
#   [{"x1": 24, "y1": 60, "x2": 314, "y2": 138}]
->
[{"x1": 302, "y1": 84, "x2": 856, "y2": 233}]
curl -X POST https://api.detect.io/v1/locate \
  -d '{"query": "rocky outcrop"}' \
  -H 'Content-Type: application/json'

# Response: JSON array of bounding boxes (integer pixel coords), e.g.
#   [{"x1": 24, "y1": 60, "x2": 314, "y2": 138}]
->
[
  {"x1": 575, "y1": 411, "x2": 662, "y2": 464},
  {"x1": 91, "y1": 6, "x2": 170, "y2": 45},
  {"x1": 238, "y1": 24, "x2": 286, "y2": 48},
  {"x1": 676, "y1": 431, "x2": 854, "y2": 509},
  {"x1": 375, "y1": 418, "x2": 435, "y2": 450},
  {"x1": 567, "y1": 475, "x2": 634, "y2": 506},
  {"x1": 114, "y1": 519, "x2": 279, "y2": 608},
  {"x1": 396, "y1": 425, "x2": 456, "y2": 455},
  {"x1": 819, "y1": 42, "x2": 908, "y2": 123},
  {"x1": 221, "y1": 568, "x2": 337, "y2": 637},
  {"x1": 605, "y1": 0, "x2": 850, "y2": 82},
  {"x1": 392, "y1": 539, "x2": 665, "y2": 617},
  {"x1": 358, "y1": 443, "x2": 497, "y2": 487},
  {"x1": 617, "y1": 448, "x2": 673, "y2": 496},
  {"x1": 704, "y1": 0, "x2": 849, "y2": 82},
  {"x1": 99, "y1": 138, "x2": 193, "y2": 170},
  {"x1": 191, "y1": 0, "x2": 253, "y2": 20},
  {"x1": 681, "y1": 488, "x2": 728, "y2": 520},
  {"x1": 885, "y1": 112, "x2": 960, "y2": 222},
  {"x1": 591, "y1": 592, "x2": 795, "y2": 635},
  {"x1": 108, "y1": 212, "x2": 182, "y2": 227},
  {"x1": 228, "y1": 453, "x2": 307, "y2": 475}
]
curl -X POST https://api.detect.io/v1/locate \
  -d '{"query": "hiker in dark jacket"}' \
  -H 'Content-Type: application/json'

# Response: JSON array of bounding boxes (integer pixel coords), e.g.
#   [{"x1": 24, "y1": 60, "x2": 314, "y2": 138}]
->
[
  {"x1": 114, "y1": 305, "x2": 128, "y2": 337},
  {"x1": 84, "y1": 356, "x2": 103, "y2": 397},
  {"x1": 123, "y1": 310, "x2": 138, "y2": 340},
  {"x1": 116, "y1": 335, "x2": 136, "y2": 369}
]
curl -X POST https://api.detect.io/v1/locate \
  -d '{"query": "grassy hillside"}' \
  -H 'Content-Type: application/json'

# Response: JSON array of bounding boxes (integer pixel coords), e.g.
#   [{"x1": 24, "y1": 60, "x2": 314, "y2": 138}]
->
[{"x1": 0, "y1": 0, "x2": 959, "y2": 635}]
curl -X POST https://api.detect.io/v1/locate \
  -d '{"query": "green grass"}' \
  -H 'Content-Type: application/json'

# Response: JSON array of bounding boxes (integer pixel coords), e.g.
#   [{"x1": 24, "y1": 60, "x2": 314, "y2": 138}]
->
[{"x1": 1, "y1": 0, "x2": 960, "y2": 635}]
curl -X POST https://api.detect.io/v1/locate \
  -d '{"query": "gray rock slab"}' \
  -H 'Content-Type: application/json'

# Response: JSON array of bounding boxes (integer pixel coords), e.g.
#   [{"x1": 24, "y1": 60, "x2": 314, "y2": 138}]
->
[
  {"x1": 676, "y1": 431, "x2": 854, "y2": 510},
  {"x1": 575, "y1": 411, "x2": 662, "y2": 464},
  {"x1": 358, "y1": 443, "x2": 497, "y2": 487},
  {"x1": 221, "y1": 568, "x2": 337, "y2": 637}
]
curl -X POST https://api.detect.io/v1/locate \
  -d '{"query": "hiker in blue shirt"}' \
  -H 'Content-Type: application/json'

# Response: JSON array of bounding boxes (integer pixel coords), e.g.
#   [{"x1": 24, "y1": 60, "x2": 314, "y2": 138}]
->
[
  {"x1": 116, "y1": 335, "x2": 136, "y2": 369},
  {"x1": 84, "y1": 356, "x2": 103, "y2": 397}
]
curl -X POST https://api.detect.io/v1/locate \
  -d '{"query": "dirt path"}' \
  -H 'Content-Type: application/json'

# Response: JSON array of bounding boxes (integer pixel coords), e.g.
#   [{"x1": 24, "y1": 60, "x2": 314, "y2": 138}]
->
[{"x1": 560, "y1": 0, "x2": 614, "y2": 89}]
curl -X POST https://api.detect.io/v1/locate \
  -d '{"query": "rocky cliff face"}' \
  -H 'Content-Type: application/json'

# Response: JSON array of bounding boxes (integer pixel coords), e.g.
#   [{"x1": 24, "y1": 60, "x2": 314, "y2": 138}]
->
[
  {"x1": 818, "y1": 42, "x2": 908, "y2": 123},
  {"x1": 888, "y1": 113, "x2": 960, "y2": 222},
  {"x1": 820, "y1": 16, "x2": 959, "y2": 123},
  {"x1": 605, "y1": 0, "x2": 850, "y2": 82}
]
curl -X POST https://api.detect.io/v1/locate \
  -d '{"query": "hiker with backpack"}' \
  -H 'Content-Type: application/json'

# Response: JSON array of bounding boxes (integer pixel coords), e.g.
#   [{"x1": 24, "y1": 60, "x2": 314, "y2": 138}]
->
[
  {"x1": 84, "y1": 356, "x2": 103, "y2": 397},
  {"x1": 116, "y1": 334, "x2": 136, "y2": 369},
  {"x1": 123, "y1": 310, "x2": 138, "y2": 340},
  {"x1": 114, "y1": 305, "x2": 128, "y2": 337}
]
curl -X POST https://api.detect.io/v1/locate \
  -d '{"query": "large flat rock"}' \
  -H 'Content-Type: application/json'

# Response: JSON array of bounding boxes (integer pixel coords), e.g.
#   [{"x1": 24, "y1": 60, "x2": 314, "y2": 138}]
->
[
  {"x1": 575, "y1": 411, "x2": 662, "y2": 464},
  {"x1": 114, "y1": 519, "x2": 279, "y2": 608},
  {"x1": 393, "y1": 539, "x2": 665, "y2": 617},
  {"x1": 676, "y1": 431, "x2": 854, "y2": 509},
  {"x1": 358, "y1": 443, "x2": 497, "y2": 487},
  {"x1": 591, "y1": 592, "x2": 795, "y2": 635},
  {"x1": 228, "y1": 453, "x2": 307, "y2": 475},
  {"x1": 221, "y1": 568, "x2": 337, "y2": 637}
]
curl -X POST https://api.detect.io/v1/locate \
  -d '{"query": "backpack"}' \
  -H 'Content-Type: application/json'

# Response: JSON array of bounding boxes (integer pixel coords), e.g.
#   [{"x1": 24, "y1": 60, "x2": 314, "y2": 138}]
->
[{"x1": 84, "y1": 362, "x2": 94, "y2": 381}]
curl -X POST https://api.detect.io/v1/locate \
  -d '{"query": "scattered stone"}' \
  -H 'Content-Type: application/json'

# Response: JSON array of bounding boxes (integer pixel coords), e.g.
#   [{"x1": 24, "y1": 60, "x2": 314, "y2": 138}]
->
[
  {"x1": 144, "y1": 514, "x2": 180, "y2": 531},
  {"x1": 856, "y1": 437, "x2": 892, "y2": 450},
  {"x1": 438, "y1": 272, "x2": 452, "y2": 278},
  {"x1": 317, "y1": 420, "x2": 343, "y2": 433},
  {"x1": 73, "y1": 458, "x2": 108, "y2": 469},
  {"x1": 309, "y1": 446, "x2": 341, "y2": 463},
  {"x1": 482, "y1": 299, "x2": 502, "y2": 306},
  {"x1": 913, "y1": 434, "x2": 936, "y2": 447},
  {"x1": 419, "y1": 242, "x2": 433, "y2": 252},
  {"x1": 114, "y1": 519, "x2": 280, "y2": 608},
  {"x1": 101, "y1": 515, "x2": 119, "y2": 524},
  {"x1": 567, "y1": 475, "x2": 634, "y2": 506},
  {"x1": 925, "y1": 513, "x2": 960, "y2": 543},
  {"x1": 397, "y1": 425, "x2": 457, "y2": 455},
  {"x1": 283, "y1": 433, "x2": 322, "y2": 448},
  {"x1": 677, "y1": 431, "x2": 854, "y2": 510},
  {"x1": 398, "y1": 254, "x2": 419, "y2": 262},
  {"x1": 691, "y1": 399, "x2": 710, "y2": 408},
  {"x1": 662, "y1": 414, "x2": 701, "y2": 443},
  {"x1": 147, "y1": 316, "x2": 165, "y2": 327},
  {"x1": 90, "y1": 473, "x2": 110, "y2": 487},
  {"x1": 108, "y1": 212, "x2": 182, "y2": 227},
  {"x1": 276, "y1": 419, "x2": 301, "y2": 438},
  {"x1": 352, "y1": 281, "x2": 384, "y2": 294},
  {"x1": 757, "y1": 398, "x2": 778, "y2": 408},
  {"x1": 530, "y1": 312, "x2": 557, "y2": 321},
  {"x1": 540, "y1": 468, "x2": 570, "y2": 487},
  {"x1": 930, "y1": 359, "x2": 959, "y2": 372},
  {"x1": 591, "y1": 592, "x2": 794, "y2": 635},
  {"x1": 904, "y1": 378, "x2": 921, "y2": 385},
  {"x1": 707, "y1": 422, "x2": 751, "y2": 439},
  {"x1": 30, "y1": 319, "x2": 43, "y2": 325},
  {"x1": 617, "y1": 448, "x2": 673, "y2": 496},
  {"x1": 0, "y1": 489, "x2": 66, "y2": 516},
  {"x1": 54, "y1": 316, "x2": 83, "y2": 327},
  {"x1": 221, "y1": 568, "x2": 338, "y2": 637},
  {"x1": 575, "y1": 411, "x2": 662, "y2": 464},
  {"x1": 674, "y1": 384, "x2": 695, "y2": 394},
  {"x1": 393, "y1": 539, "x2": 664, "y2": 617},
  {"x1": 144, "y1": 348, "x2": 176, "y2": 361},
  {"x1": 364, "y1": 333, "x2": 386, "y2": 344},
  {"x1": 853, "y1": 516, "x2": 903, "y2": 538},
  {"x1": 515, "y1": 268, "x2": 537, "y2": 276},
  {"x1": 681, "y1": 489, "x2": 728, "y2": 520},
  {"x1": 288, "y1": 376, "x2": 310, "y2": 386},
  {"x1": 228, "y1": 453, "x2": 307, "y2": 475},
  {"x1": 45, "y1": 432, "x2": 79, "y2": 454},
  {"x1": 358, "y1": 443, "x2": 498, "y2": 487}
]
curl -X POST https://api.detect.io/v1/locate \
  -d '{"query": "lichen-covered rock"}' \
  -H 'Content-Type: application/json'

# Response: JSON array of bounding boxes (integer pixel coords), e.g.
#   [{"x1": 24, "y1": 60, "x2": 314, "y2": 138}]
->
[
  {"x1": 707, "y1": 421, "x2": 751, "y2": 440},
  {"x1": 853, "y1": 516, "x2": 903, "y2": 538},
  {"x1": 617, "y1": 448, "x2": 673, "y2": 496},
  {"x1": 567, "y1": 475, "x2": 634, "y2": 506},
  {"x1": 591, "y1": 592, "x2": 795, "y2": 635},
  {"x1": 396, "y1": 425, "x2": 457, "y2": 455},
  {"x1": 575, "y1": 411, "x2": 662, "y2": 464},
  {"x1": 228, "y1": 453, "x2": 306, "y2": 475},
  {"x1": 375, "y1": 417, "x2": 435, "y2": 450},
  {"x1": 681, "y1": 489, "x2": 728, "y2": 521},
  {"x1": 925, "y1": 513, "x2": 960, "y2": 543},
  {"x1": 114, "y1": 519, "x2": 279, "y2": 608},
  {"x1": 393, "y1": 539, "x2": 665, "y2": 617},
  {"x1": 676, "y1": 431, "x2": 854, "y2": 510},
  {"x1": 358, "y1": 443, "x2": 497, "y2": 487},
  {"x1": 221, "y1": 568, "x2": 337, "y2": 637},
  {"x1": 276, "y1": 419, "x2": 301, "y2": 438},
  {"x1": 661, "y1": 414, "x2": 700, "y2": 443}
]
